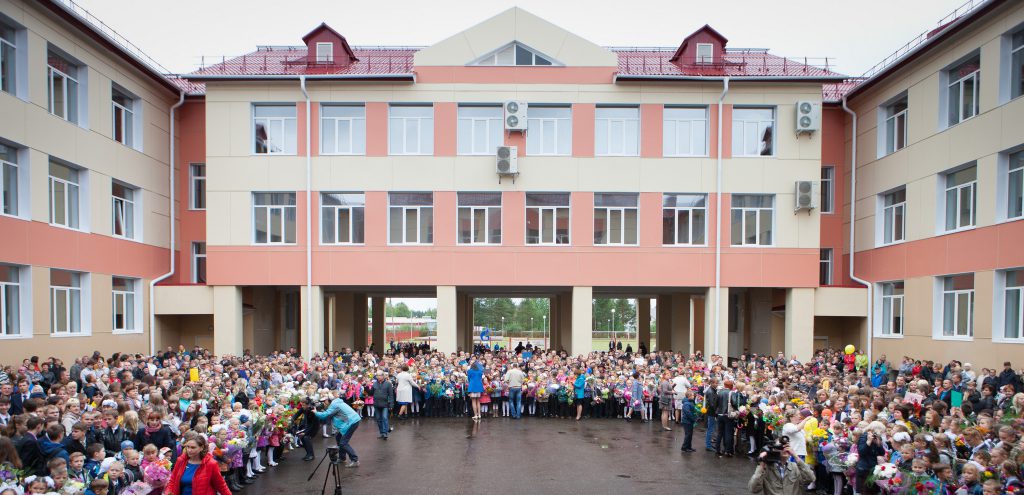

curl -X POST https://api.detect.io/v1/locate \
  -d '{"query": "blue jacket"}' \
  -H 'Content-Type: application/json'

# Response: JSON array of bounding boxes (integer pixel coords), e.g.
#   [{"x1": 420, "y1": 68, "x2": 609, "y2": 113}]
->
[
  {"x1": 573, "y1": 375, "x2": 586, "y2": 399},
  {"x1": 315, "y1": 398, "x2": 361, "y2": 435},
  {"x1": 39, "y1": 436, "x2": 70, "y2": 467},
  {"x1": 467, "y1": 365, "x2": 484, "y2": 394},
  {"x1": 680, "y1": 398, "x2": 698, "y2": 425}
]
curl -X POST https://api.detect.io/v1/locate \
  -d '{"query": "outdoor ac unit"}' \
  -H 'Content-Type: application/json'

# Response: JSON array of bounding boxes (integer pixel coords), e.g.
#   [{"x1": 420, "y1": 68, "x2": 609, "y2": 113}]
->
[
  {"x1": 496, "y1": 146, "x2": 518, "y2": 174},
  {"x1": 504, "y1": 101, "x2": 528, "y2": 131},
  {"x1": 794, "y1": 180, "x2": 818, "y2": 211},
  {"x1": 795, "y1": 100, "x2": 821, "y2": 133}
]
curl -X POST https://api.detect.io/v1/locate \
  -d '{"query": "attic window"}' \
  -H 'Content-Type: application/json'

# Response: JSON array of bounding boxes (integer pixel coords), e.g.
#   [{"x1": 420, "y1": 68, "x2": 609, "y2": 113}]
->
[
  {"x1": 474, "y1": 43, "x2": 554, "y2": 66},
  {"x1": 696, "y1": 43, "x2": 713, "y2": 64},
  {"x1": 316, "y1": 43, "x2": 333, "y2": 64}
]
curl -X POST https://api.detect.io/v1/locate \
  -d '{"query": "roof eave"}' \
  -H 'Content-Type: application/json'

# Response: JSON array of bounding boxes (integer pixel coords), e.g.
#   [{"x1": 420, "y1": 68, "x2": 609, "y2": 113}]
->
[
  {"x1": 182, "y1": 73, "x2": 415, "y2": 82},
  {"x1": 615, "y1": 74, "x2": 848, "y2": 83}
]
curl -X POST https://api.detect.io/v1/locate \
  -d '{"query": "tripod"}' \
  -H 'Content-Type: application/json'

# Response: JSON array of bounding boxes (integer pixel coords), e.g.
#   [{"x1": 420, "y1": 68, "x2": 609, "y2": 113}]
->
[{"x1": 306, "y1": 446, "x2": 343, "y2": 495}]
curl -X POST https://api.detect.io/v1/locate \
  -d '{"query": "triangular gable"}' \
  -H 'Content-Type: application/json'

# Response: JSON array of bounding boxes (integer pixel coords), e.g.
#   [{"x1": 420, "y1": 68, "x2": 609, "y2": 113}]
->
[
  {"x1": 301, "y1": 23, "x2": 358, "y2": 64},
  {"x1": 470, "y1": 41, "x2": 559, "y2": 66},
  {"x1": 415, "y1": 7, "x2": 616, "y2": 67},
  {"x1": 670, "y1": 24, "x2": 728, "y2": 63}
]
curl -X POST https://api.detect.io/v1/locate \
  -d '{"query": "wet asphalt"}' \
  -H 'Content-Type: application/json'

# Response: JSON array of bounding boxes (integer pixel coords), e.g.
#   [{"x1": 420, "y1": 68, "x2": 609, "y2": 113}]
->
[{"x1": 245, "y1": 417, "x2": 758, "y2": 495}]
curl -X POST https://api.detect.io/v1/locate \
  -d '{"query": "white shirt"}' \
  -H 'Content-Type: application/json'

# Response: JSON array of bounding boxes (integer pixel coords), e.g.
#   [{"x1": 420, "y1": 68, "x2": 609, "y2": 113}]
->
[
  {"x1": 782, "y1": 422, "x2": 807, "y2": 457},
  {"x1": 671, "y1": 376, "x2": 690, "y2": 395}
]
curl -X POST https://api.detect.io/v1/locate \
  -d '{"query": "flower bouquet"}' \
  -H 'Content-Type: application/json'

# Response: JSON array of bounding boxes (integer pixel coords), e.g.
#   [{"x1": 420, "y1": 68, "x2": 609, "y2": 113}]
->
[
  {"x1": 868, "y1": 464, "x2": 904, "y2": 493},
  {"x1": 351, "y1": 399, "x2": 365, "y2": 409},
  {"x1": 60, "y1": 480, "x2": 85, "y2": 495},
  {"x1": 143, "y1": 459, "x2": 173, "y2": 488},
  {"x1": 0, "y1": 464, "x2": 26, "y2": 485},
  {"x1": 120, "y1": 481, "x2": 154, "y2": 495}
]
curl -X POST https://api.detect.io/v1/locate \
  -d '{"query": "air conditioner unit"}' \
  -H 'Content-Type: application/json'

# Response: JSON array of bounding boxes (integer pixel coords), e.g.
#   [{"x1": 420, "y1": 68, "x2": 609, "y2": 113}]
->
[
  {"x1": 496, "y1": 146, "x2": 518, "y2": 174},
  {"x1": 504, "y1": 101, "x2": 528, "y2": 131},
  {"x1": 795, "y1": 100, "x2": 821, "y2": 133},
  {"x1": 794, "y1": 180, "x2": 818, "y2": 211}
]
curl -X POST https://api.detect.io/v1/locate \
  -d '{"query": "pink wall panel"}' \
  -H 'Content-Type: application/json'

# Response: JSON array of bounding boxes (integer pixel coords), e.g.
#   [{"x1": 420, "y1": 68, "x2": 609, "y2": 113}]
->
[
  {"x1": 708, "y1": 104, "x2": 719, "y2": 159},
  {"x1": 503, "y1": 191, "x2": 525, "y2": 247},
  {"x1": 571, "y1": 192, "x2": 594, "y2": 246},
  {"x1": 365, "y1": 102, "x2": 388, "y2": 157},
  {"x1": 309, "y1": 102, "x2": 320, "y2": 157},
  {"x1": 506, "y1": 130, "x2": 526, "y2": 156},
  {"x1": 433, "y1": 191, "x2": 456, "y2": 247},
  {"x1": 433, "y1": 103, "x2": 457, "y2": 157},
  {"x1": 296, "y1": 101, "x2": 307, "y2": 156},
  {"x1": 639, "y1": 192, "x2": 662, "y2": 247},
  {"x1": 819, "y1": 106, "x2": 848, "y2": 285},
  {"x1": 364, "y1": 191, "x2": 388, "y2": 246},
  {"x1": 640, "y1": 104, "x2": 662, "y2": 158},
  {"x1": 175, "y1": 100, "x2": 207, "y2": 285},
  {"x1": 414, "y1": 67, "x2": 617, "y2": 85},
  {"x1": 572, "y1": 104, "x2": 595, "y2": 158},
  {"x1": 720, "y1": 105, "x2": 733, "y2": 159}
]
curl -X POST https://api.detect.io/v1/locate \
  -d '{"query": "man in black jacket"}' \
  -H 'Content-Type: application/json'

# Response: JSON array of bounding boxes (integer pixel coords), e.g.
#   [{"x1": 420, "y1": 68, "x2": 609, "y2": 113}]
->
[
  {"x1": 703, "y1": 378, "x2": 718, "y2": 452},
  {"x1": 715, "y1": 380, "x2": 742, "y2": 457},
  {"x1": 292, "y1": 399, "x2": 320, "y2": 461},
  {"x1": 998, "y1": 361, "x2": 1022, "y2": 393},
  {"x1": 372, "y1": 371, "x2": 395, "y2": 440},
  {"x1": 16, "y1": 416, "x2": 46, "y2": 476}
]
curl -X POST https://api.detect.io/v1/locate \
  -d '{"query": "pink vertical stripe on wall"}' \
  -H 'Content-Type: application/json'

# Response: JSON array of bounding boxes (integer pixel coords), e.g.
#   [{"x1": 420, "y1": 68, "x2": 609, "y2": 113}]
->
[
  {"x1": 639, "y1": 192, "x2": 662, "y2": 247},
  {"x1": 433, "y1": 191, "x2": 456, "y2": 247},
  {"x1": 309, "y1": 103, "x2": 320, "y2": 157},
  {"x1": 506, "y1": 130, "x2": 527, "y2": 156},
  {"x1": 365, "y1": 103, "x2": 388, "y2": 157},
  {"x1": 572, "y1": 192, "x2": 594, "y2": 247},
  {"x1": 640, "y1": 104, "x2": 663, "y2": 158},
  {"x1": 364, "y1": 191, "x2": 388, "y2": 246},
  {"x1": 720, "y1": 105, "x2": 733, "y2": 159},
  {"x1": 503, "y1": 191, "x2": 526, "y2": 247},
  {"x1": 433, "y1": 103, "x2": 457, "y2": 156},
  {"x1": 296, "y1": 102, "x2": 307, "y2": 156},
  {"x1": 572, "y1": 104, "x2": 595, "y2": 158},
  {"x1": 708, "y1": 104, "x2": 719, "y2": 159}
]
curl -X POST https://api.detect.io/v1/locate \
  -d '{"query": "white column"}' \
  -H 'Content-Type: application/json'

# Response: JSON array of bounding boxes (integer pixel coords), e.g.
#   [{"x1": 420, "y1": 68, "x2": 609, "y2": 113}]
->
[
  {"x1": 571, "y1": 286, "x2": 593, "y2": 357},
  {"x1": 704, "y1": 287, "x2": 729, "y2": 359},
  {"x1": 213, "y1": 286, "x2": 243, "y2": 357},
  {"x1": 785, "y1": 288, "x2": 815, "y2": 363},
  {"x1": 436, "y1": 286, "x2": 458, "y2": 354},
  {"x1": 300, "y1": 285, "x2": 324, "y2": 359}
]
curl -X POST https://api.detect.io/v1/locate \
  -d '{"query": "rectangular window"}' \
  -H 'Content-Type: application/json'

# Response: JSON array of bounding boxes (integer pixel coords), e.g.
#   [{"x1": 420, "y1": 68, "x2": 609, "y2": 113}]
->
[
  {"x1": 1012, "y1": 30, "x2": 1024, "y2": 100},
  {"x1": 941, "y1": 273, "x2": 974, "y2": 337},
  {"x1": 730, "y1": 194, "x2": 774, "y2": 246},
  {"x1": 50, "y1": 270, "x2": 82, "y2": 335},
  {"x1": 880, "y1": 281, "x2": 904, "y2": 336},
  {"x1": 111, "y1": 276, "x2": 137, "y2": 332},
  {"x1": 252, "y1": 192, "x2": 297, "y2": 244},
  {"x1": 320, "y1": 192, "x2": 365, "y2": 244},
  {"x1": 594, "y1": 193, "x2": 638, "y2": 245},
  {"x1": 389, "y1": 105, "x2": 433, "y2": 155},
  {"x1": 662, "y1": 194, "x2": 706, "y2": 245},
  {"x1": 1, "y1": 143, "x2": 17, "y2": 216},
  {"x1": 732, "y1": 107, "x2": 774, "y2": 157},
  {"x1": 1004, "y1": 269, "x2": 1023, "y2": 340},
  {"x1": 191, "y1": 242, "x2": 206, "y2": 284},
  {"x1": 316, "y1": 42, "x2": 333, "y2": 63},
  {"x1": 1, "y1": 20, "x2": 17, "y2": 95},
  {"x1": 526, "y1": 192, "x2": 570, "y2": 245},
  {"x1": 0, "y1": 264, "x2": 20, "y2": 336},
  {"x1": 663, "y1": 107, "x2": 708, "y2": 157},
  {"x1": 388, "y1": 192, "x2": 433, "y2": 244},
  {"x1": 49, "y1": 160, "x2": 80, "y2": 229},
  {"x1": 111, "y1": 182, "x2": 135, "y2": 239},
  {"x1": 820, "y1": 248, "x2": 833, "y2": 285},
  {"x1": 595, "y1": 107, "x2": 640, "y2": 156},
  {"x1": 47, "y1": 49, "x2": 79, "y2": 123},
  {"x1": 947, "y1": 55, "x2": 980, "y2": 126},
  {"x1": 820, "y1": 167, "x2": 834, "y2": 214},
  {"x1": 526, "y1": 106, "x2": 571, "y2": 155},
  {"x1": 1008, "y1": 150, "x2": 1023, "y2": 220},
  {"x1": 111, "y1": 86, "x2": 134, "y2": 147},
  {"x1": 457, "y1": 192, "x2": 501, "y2": 245},
  {"x1": 189, "y1": 163, "x2": 205, "y2": 210},
  {"x1": 882, "y1": 188, "x2": 906, "y2": 244},
  {"x1": 884, "y1": 96, "x2": 908, "y2": 155},
  {"x1": 696, "y1": 43, "x2": 713, "y2": 64},
  {"x1": 944, "y1": 165, "x2": 977, "y2": 231},
  {"x1": 320, "y1": 105, "x2": 365, "y2": 155},
  {"x1": 253, "y1": 105, "x2": 297, "y2": 155},
  {"x1": 457, "y1": 106, "x2": 503, "y2": 155}
]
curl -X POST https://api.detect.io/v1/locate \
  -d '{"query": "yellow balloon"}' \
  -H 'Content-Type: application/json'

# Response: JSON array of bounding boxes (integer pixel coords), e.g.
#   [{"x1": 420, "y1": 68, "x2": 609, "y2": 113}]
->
[{"x1": 844, "y1": 344, "x2": 855, "y2": 355}]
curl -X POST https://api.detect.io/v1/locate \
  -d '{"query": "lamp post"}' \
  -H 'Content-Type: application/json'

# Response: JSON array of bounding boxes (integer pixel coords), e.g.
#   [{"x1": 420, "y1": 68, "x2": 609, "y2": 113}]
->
[
  {"x1": 543, "y1": 314, "x2": 547, "y2": 349},
  {"x1": 530, "y1": 317, "x2": 534, "y2": 340},
  {"x1": 611, "y1": 307, "x2": 616, "y2": 345}
]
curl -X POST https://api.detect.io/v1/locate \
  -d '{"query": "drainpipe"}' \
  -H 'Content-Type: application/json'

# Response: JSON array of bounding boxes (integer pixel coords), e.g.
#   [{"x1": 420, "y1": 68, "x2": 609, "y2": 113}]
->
[
  {"x1": 149, "y1": 91, "x2": 186, "y2": 355},
  {"x1": 714, "y1": 77, "x2": 729, "y2": 360},
  {"x1": 841, "y1": 97, "x2": 872, "y2": 363},
  {"x1": 300, "y1": 76, "x2": 313, "y2": 359}
]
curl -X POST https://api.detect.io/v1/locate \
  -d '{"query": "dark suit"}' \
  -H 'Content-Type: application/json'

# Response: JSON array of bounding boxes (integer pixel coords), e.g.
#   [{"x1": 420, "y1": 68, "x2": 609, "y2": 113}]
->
[
  {"x1": 10, "y1": 392, "x2": 29, "y2": 415},
  {"x1": 15, "y1": 432, "x2": 46, "y2": 476},
  {"x1": 714, "y1": 389, "x2": 741, "y2": 455}
]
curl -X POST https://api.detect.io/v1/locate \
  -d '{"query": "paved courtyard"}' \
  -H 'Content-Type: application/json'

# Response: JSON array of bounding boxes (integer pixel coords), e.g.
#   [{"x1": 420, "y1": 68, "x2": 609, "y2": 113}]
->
[{"x1": 246, "y1": 418, "x2": 756, "y2": 494}]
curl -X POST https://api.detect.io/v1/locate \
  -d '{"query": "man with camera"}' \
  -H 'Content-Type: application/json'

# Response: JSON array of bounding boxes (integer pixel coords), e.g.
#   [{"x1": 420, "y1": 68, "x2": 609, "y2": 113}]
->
[
  {"x1": 293, "y1": 398, "x2": 321, "y2": 461},
  {"x1": 314, "y1": 390, "x2": 362, "y2": 467},
  {"x1": 747, "y1": 438, "x2": 814, "y2": 495}
]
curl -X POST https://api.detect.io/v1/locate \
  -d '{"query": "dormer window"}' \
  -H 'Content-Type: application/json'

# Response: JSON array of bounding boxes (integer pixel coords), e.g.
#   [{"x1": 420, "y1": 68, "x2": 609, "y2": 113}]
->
[
  {"x1": 316, "y1": 43, "x2": 333, "y2": 64},
  {"x1": 696, "y1": 43, "x2": 713, "y2": 64},
  {"x1": 474, "y1": 42, "x2": 555, "y2": 66}
]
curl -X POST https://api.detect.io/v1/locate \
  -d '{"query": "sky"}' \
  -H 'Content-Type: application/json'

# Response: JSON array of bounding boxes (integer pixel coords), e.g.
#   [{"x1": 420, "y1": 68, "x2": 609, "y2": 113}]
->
[{"x1": 73, "y1": 0, "x2": 970, "y2": 77}]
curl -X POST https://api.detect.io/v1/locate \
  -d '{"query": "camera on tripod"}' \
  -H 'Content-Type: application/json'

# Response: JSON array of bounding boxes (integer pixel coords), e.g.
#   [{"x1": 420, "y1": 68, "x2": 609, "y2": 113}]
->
[{"x1": 326, "y1": 446, "x2": 341, "y2": 465}]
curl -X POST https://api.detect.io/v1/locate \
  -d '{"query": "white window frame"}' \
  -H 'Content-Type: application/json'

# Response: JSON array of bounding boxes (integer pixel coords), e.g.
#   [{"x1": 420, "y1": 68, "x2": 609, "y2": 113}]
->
[
  {"x1": 320, "y1": 192, "x2": 365, "y2": 245},
  {"x1": 0, "y1": 20, "x2": 17, "y2": 96},
  {"x1": 457, "y1": 106, "x2": 503, "y2": 156},
  {"x1": 111, "y1": 182, "x2": 136, "y2": 240},
  {"x1": 50, "y1": 270, "x2": 87, "y2": 337},
  {"x1": 191, "y1": 242, "x2": 206, "y2": 284},
  {"x1": 877, "y1": 281, "x2": 905, "y2": 337},
  {"x1": 388, "y1": 105, "x2": 434, "y2": 156},
  {"x1": 316, "y1": 42, "x2": 333, "y2": 64},
  {"x1": 320, "y1": 104, "x2": 366, "y2": 155},
  {"x1": 388, "y1": 193, "x2": 433, "y2": 245},
  {"x1": 1011, "y1": 28, "x2": 1024, "y2": 101},
  {"x1": 820, "y1": 166, "x2": 834, "y2": 214},
  {"x1": 252, "y1": 192, "x2": 297, "y2": 245},
  {"x1": 882, "y1": 96, "x2": 908, "y2": 156},
  {"x1": 189, "y1": 163, "x2": 205, "y2": 210},
  {"x1": 662, "y1": 194, "x2": 707, "y2": 246},
  {"x1": 111, "y1": 85, "x2": 136, "y2": 148},
  {"x1": 943, "y1": 165, "x2": 977, "y2": 233},
  {"x1": 732, "y1": 107, "x2": 775, "y2": 157},
  {"x1": 1005, "y1": 150, "x2": 1023, "y2": 221},
  {"x1": 730, "y1": 194, "x2": 774, "y2": 246},
  {"x1": 471, "y1": 42, "x2": 557, "y2": 66},
  {"x1": 526, "y1": 106, "x2": 571, "y2": 156},
  {"x1": 995, "y1": 268, "x2": 1024, "y2": 343},
  {"x1": 1, "y1": 143, "x2": 18, "y2": 217},
  {"x1": 880, "y1": 188, "x2": 906, "y2": 245},
  {"x1": 819, "y1": 248, "x2": 833, "y2": 286},
  {"x1": 663, "y1": 106, "x2": 708, "y2": 157},
  {"x1": 0, "y1": 264, "x2": 22, "y2": 338},
  {"x1": 111, "y1": 276, "x2": 140, "y2": 334},
  {"x1": 49, "y1": 161, "x2": 80, "y2": 230},
  {"x1": 525, "y1": 193, "x2": 570, "y2": 245},
  {"x1": 253, "y1": 104, "x2": 297, "y2": 155},
  {"x1": 457, "y1": 192, "x2": 501, "y2": 245},
  {"x1": 595, "y1": 107, "x2": 640, "y2": 157},
  {"x1": 946, "y1": 56, "x2": 980, "y2": 126},
  {"x1": 47, "y1": 53, "x2": 78, "y2": 123},
  {"x1": 936, "y1": 274, "x2": 974, "y2": 340},
  {"x1": 696, "y1": 43, "x2": 714, "y2": 64},
  {"x1": 594, "y1": 193, "x2": 639, "y2": 246}
]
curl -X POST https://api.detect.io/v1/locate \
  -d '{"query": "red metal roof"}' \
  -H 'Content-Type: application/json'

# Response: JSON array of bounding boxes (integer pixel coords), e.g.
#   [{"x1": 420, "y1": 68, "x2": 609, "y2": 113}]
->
[
  {"x1": 187, "y1": 46, "x2": 416, "y2": 79},
  {"x1": 615, "y1": 48, "x2": 845, "y2": 80}
]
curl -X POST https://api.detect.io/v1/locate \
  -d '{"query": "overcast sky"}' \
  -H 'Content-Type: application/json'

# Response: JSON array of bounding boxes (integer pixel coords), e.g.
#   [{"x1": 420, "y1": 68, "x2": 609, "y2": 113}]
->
[{"x1": 75, "y1": 0, "x2": 968, "y2": 76}]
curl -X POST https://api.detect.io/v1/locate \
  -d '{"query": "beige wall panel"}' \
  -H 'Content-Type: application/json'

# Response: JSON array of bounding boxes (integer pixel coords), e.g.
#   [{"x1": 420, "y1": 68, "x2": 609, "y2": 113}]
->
[
  {"x1": 973, "y1": 270, "x2": 995, "y2": 340},
  {"x1": 975, "y1": 155, "x2": 998, "y2": 226},
  {"x1": 204, "y1": 191, "x2": 232, "y2": 246},
  {"x1": 0, "y1": 93, "x2": 27, "y2": 141},
  {"x1": 228, "y1": 191, "x2": 253, "y2": 246},
  {"x1": 323, "y1": 158, "x2": 392, "y2": 191},
  {"x1": 814, "y1": 287, "x2": 868, "y2": 317},
  {"x1": 1001, "y1": 97, "x2": 1024, "y2": 150},
  {"x1": 204, "y1": 102, "x2": 232, "y2": 157},
  {"x1": 154, "y1": 285, "x2": 214, "y2": 315},
  {"x1": 208, "y1": 157, "x2": 268, "y2": 192},
  {"x1": 26, "y1": 107, "x2": 78, "y2": 159},
  {"x1": 28, "y1": 149, "x2": 49, "y2": 223},
  {"x1": 902, "y1": 276, "x2": 935, "y2": 338},
  {"x1": 299, "y1": 285, "x2": 324, "y2": 359},
  {"x1": 639, "y1": 159, "x2": 708, "y2": 193},
  {"x1": 503, "y1": 157, "x2": 579, "y2": 190},
  {"x1": 413, "y1": 34, "x2": 476, "y2": 67},
  {"x1": 87, "y1": 170, "x2": 109, "y2": 235},
  {"x1": 721, "y1": 159, "x2": 766, "y2": 193},
  {"x1": 435, "y1": 286, "x2": 457, "y2": 354},
  {"x1": 570, "y1": 286, "x2": 593, "y2": 357},
  {"x1": 578, "y1": 158, "x2": 642, "y2": 191},
  {"x1": 227, "y1": 101, "x2": 254, "y2": 157},
  {"x1": 905, "y1": 177, "x2": 939, "y2": 242},
  {"x1": 946, "y1": 114, "x2": 1001, "y2": 167},
  {"x1": 90, "y1": 273, "x2": 111, "y2": 335},
  {"x1": 391, "y1": 158, "x2": 457, "y2": 190},
  {"x1": 785, "y1": 288, "x2": 815, "y2": 362},
  {"x1": 978, "y1": 39, "x2": 1002, "y2": 112},
  {"x1": 447, "y1": 9, "x2": 518, "y2": 61},
  {"x1": 213, "y1": 285, "x2": 244, "y2": 356},
  {"x1": 265, "y1": 157, "x2": 308, "y2": 191},
  {"x1": 704, "y1": 287, "x2": 729, "y2": 357},
  {"x1": 31, "y1": 266, "x2": 48, "y2": 336}
]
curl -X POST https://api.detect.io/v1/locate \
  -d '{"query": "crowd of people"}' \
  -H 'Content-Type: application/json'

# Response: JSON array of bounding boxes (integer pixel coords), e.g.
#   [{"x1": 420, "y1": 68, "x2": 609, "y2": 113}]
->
[{"x1": 0, "y1": 342, "x2": 1022, "y2": 495}]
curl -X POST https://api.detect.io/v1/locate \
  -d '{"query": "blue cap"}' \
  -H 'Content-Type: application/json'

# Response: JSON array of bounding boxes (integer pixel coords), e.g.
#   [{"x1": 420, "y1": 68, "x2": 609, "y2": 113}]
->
[{"x1": 120, "y1": 440, "x2": 135, "y2": 451}]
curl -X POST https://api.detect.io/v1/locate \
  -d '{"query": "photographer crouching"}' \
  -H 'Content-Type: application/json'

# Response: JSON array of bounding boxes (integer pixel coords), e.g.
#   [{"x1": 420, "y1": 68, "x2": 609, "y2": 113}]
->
[
  {"x1": 747, "y1": 437, "x2": 814, "y2": 495},
  {"x1": 293, "y1": 398, "x2": 322, "y2": 461},
  {"x1": 314, "y1": 390, "x2": 362, "y2": 467}
]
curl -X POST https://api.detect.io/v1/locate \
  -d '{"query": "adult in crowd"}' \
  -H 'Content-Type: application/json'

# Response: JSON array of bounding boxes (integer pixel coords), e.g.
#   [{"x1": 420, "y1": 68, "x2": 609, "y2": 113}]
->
[
  {"x1": 314, "y1": 391, "x2": 361, "y2": 468},
  {"x1": 372, "y1": 371, "x2": 394, "y2": 439},
  {"x1": 165, "y1": 431, "x2": 232, "y2": 495}
]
